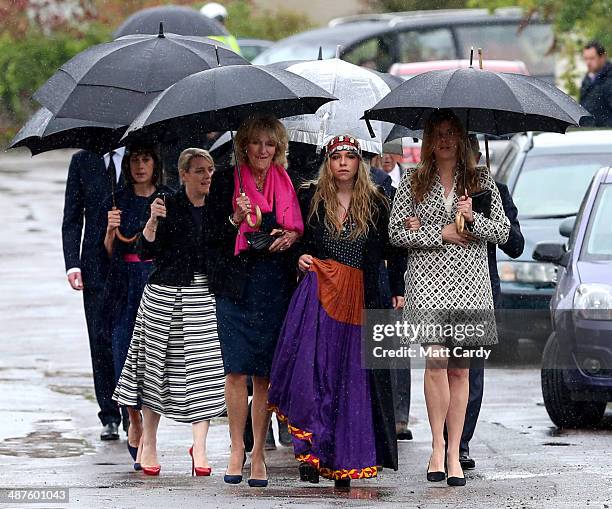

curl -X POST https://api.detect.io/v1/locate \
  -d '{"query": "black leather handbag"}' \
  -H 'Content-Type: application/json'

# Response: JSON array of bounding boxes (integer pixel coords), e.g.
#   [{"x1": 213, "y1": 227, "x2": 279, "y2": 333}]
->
[
  {"x1": 470, "y1": 188, "x2": 492, "y2": 218},
  {"x1": 245, "y1": 209, "x2": 283, "y2": 250}
]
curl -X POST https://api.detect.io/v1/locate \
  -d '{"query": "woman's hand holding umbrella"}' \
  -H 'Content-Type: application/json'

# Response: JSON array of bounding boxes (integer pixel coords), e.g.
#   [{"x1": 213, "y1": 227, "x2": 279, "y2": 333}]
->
[
  {"x1": 104, "y1": 209, "x2": 122, "y2": 256},
  {"x1": 143, "y1": 198, "x2": 166, "y2": 242},
  {"x1": 457, "y1": 195, "x2": 474, "y2": 225},
  {"x1": 232, "y1": 194, "x2": 252, "y2": 225}
]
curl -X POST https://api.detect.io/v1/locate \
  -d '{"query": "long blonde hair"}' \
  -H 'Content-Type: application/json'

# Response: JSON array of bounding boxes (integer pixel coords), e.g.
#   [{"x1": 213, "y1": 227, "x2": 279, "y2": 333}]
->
[
  {"x1": 305, "y1": 156, "x2": 387, "y2": 239},
  {"x1": 412, "y1": 109, "x2": 479, "y2": 202}
]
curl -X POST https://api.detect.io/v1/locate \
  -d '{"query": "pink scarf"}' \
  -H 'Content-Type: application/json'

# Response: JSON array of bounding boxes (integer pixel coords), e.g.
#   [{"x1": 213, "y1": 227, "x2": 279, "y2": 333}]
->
[{"x1": 233, "y1": 163, "x2": 304, "y2": 255}]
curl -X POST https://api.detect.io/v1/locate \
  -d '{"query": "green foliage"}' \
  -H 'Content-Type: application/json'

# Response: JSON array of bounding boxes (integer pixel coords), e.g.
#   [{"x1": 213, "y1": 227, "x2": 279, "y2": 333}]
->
[
  {"x1": 0, "y1": 24, "x2": 110, "y2": 140},
  {"x1": 366, "y1": 0, "x2": 467, "y2": 11},
  {"x1": 225, "y1": 0, "x2": 314, "y2": 41}
]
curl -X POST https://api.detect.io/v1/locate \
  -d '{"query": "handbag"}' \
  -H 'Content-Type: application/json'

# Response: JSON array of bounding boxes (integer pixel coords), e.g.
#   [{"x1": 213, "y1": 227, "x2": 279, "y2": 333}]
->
[
  {"x1": 470, "y1": 188, "x2": 492, "y2": 218},
  {"x1": 245, "y1": 230, "x2": 284, "y2": 250}
]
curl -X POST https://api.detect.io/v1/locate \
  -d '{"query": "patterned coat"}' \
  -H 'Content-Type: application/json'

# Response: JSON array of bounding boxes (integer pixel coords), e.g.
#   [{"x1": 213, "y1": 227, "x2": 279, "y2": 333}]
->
[{"x1": 389, "y1": 166, "x2": 510, "y2": 346}]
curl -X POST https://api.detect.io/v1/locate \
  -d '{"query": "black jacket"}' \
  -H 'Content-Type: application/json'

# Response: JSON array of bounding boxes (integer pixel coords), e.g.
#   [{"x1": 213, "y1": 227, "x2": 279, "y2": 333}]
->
[
  {"x1": 296, "y1": 183, "x2": 407, "y2": 471},
  {"x1": 205, "y1": 169, "x2": 299, "y2": 300},
  {"x1": 62, "y1": 150, "x2": 122, "y2": 291},
  {"x1": 580, "y1": 61, "x2": 612, "y2": 127},
  {"x1": 488, "y1": 182, "x2": 524, "y2": 305},
  {"x1": 139, "y1": 187, "x2": 210, "y2": 286}
]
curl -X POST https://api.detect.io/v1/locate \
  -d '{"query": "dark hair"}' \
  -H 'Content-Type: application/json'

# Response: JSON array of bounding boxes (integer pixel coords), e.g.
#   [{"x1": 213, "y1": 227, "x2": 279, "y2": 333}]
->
[
  {"x1": 584, "y1": 41, "x2": 606, "y2": 56},
  {"x1": 121, "y1": 143, "x2": 164, "y2": 186}
]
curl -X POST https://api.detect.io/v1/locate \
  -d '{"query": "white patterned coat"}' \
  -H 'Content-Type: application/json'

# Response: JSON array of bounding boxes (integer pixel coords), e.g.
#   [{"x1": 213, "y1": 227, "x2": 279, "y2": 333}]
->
[{"x1": 389, "y1": 166, "x2": 510, "y2": 346}]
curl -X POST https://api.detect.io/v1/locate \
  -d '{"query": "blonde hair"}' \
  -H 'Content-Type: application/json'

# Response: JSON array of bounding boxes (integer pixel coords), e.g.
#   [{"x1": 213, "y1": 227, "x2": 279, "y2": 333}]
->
[
  {"x1": 305, "y1": 156, "x2": 387, "y2": 239},
  {"x1": 178, "y1": 148, "x2": 214, "y2": 175},
  {"x1": 234, "y1": 115, "x2": 288, "y2": 168},
  {"x1": 412, "y1": 109, "x2": 479, "y2": 202}
]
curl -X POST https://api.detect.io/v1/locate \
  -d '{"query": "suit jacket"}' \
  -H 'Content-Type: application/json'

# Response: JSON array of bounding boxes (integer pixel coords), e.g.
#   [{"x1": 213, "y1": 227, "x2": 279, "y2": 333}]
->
[
  {"x1": 62, "y1": 150, "x2": 122, "y2": 291},
  {"x1": 580, "y1": 61, "x2": 612, "y2": 127},
  {"x1": 488, "y1": 182, "x2": 524, "y2": 305},
  {"x1": 369, "y1": 167, "x2": 395, "y2": 199}
]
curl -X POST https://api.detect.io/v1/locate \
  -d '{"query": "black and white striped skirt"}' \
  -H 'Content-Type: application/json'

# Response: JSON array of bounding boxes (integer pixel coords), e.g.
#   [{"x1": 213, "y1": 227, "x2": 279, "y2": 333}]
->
[{"x1": 113, "y1": 273, "x2": 226, "y2": 423}]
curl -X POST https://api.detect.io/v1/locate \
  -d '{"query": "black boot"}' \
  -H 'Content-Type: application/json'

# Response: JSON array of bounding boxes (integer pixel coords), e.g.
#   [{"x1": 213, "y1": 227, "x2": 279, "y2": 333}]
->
[
  {"x1": 334, "y1": 479, "x2": 351, "y2": 489},
  {"x1": 298, "y1": 462, "x2": 319, "y2": 483}
]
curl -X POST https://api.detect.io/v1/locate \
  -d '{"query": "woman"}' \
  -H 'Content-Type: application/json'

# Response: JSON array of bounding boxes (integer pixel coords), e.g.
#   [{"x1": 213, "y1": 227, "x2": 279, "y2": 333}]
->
[
  {"x1": 205, "y1": 115, "x2": 303, "y2": 487},
  {"x1": 389, "y1": 109, "x2": 510, "y2": 487},
  {"x1": 113, "y1": 148, "x2": 225, "y2": 477},
  {"x1": 267, "y1": 135, "x2": 405, "y2": 488},
  {"x1": 99, "y1": 143, "x2": 169, "y2": 469}
]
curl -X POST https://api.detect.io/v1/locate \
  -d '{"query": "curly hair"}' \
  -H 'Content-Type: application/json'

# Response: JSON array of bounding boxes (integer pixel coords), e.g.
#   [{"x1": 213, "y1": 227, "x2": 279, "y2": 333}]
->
[
  {"x1": 411, "y1": 109, "x2": 479, "y2": 202},
  {"x1": 234, "y1": 115, "x2": 288, "y2": 168},
  {"x1": 305, "y1": 154, "x2": 387, "y2": 240}
]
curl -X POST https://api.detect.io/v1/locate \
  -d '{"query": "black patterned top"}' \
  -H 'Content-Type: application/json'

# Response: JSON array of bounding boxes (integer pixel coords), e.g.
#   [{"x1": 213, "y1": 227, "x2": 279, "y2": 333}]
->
[{"x1": 321, "y1": 218, "x2": 367, "y2": 269}]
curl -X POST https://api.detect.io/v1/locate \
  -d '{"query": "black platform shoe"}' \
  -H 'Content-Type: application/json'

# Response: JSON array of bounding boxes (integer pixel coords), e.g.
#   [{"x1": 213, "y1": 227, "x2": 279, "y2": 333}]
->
[
  {"x1": 298, "y1": 462, "x2": 319, "y2": 483},
  {"x1": 334, "y1": 479, "x2": 351, "y2": 489}
]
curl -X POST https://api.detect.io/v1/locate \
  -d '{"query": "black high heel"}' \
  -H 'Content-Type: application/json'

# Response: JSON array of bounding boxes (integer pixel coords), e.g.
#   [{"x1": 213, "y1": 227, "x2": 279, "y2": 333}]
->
[
  {"x1": 426, "y1": 459, "x2": 446, "y2": 482},
  {"x1": 447, "y1": 475, "x2": 466, "y2": 486},
  {"x1": 298, "y1": 462, "x2": 319, "y2": 483},
  {"x1": 334, "y1": 479, "x2": 351, "y2": 489}
]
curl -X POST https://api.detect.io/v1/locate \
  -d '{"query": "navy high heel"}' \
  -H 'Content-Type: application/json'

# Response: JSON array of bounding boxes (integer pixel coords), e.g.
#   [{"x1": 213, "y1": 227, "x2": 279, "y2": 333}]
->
[
  {"x1": 127, "y1": 442, "x2": 138, "y2": 461},
  {"x1": 247, "y1": 460, "x2": 268, "y2": 488},
  {"x1": 224, "y1": 451, "x2": 246, "y2": 484}
]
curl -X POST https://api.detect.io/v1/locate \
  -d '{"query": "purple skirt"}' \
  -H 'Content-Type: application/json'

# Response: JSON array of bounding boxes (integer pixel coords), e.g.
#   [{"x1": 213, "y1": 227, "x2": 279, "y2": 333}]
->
[{"x1": 268, "y1": 258, "x2": 378, "y2": 480}]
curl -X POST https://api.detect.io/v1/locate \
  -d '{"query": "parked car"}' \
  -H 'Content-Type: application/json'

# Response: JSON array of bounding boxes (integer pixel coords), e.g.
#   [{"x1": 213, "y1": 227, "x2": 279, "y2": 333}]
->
[
  {"x1": 534, "y1": 166, "x2": 612, "y2": 427},
  {"x1": 237, "y1": 38, "x2": 273, "y2": 61},
  {"x1": 253, "y1": 8, "x2": 555, "y2": 82},
  {"x1": 494, "y1": 130, "x2": 612, "y2": 356},
  {"x1": 388, "y1": 58, "x2": 529, "y2": 79}
]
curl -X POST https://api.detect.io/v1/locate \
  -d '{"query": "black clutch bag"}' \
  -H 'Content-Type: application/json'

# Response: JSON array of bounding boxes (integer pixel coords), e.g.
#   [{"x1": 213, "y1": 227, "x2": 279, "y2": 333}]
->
[
  {"x1": 470, "y1": 189, "x2": 492, "y2": 218},
  {"x1": 245, "y1": 231, "x2": 283, "y2": 250}
]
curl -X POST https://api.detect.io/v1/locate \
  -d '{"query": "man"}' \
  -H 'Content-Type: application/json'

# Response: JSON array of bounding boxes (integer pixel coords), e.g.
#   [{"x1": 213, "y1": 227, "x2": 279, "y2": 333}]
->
[
  {"x1": 63, "y1": 148, "x2": 125, "y2": 440},
  {"x1": 457, "y1": 136, "x2": 524, "y2": 469},
  {"x1": 379, "y1": 140, "x2": 405, "y2": 190},
  {"x1": 580, "y1": 41, "x2": 612, "y2": 127},
  {"x1": 370, "y1": 146, "x2": 413, "y2": 441}
]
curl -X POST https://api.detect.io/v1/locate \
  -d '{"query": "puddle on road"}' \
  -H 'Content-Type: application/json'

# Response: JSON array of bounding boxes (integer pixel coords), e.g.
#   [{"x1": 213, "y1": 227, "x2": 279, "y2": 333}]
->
[
  {"x1": 0, "y1": 429, "x2": 93, "y2": 458},
  {"x1": 234, "y1": 485, "x2": 395, "y2": 501},
  {"x1": 49, "y1": 384, "x2": 95, "y2": 402}
]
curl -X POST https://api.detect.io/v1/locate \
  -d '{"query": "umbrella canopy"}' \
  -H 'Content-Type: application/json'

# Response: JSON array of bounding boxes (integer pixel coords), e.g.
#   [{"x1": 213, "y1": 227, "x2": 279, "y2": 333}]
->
[
  {"x1": 33, "y1": 28, "x2": 249, "y2": 125},
  {"x1": 269, "y1": 58, "x2": 392, "y2": 154},
  {"x1": 8, "y1": 107, "x2": 125, "y2": 155},
  {"x1": 364, "y1": 67, "x2": 593, "y2": 135},
  {"x1": 121, "y1": 65, "x2": 337, "y2": 144},
  {"x1": 114, "y1": 5, "x2": 227, "y2": 38}
]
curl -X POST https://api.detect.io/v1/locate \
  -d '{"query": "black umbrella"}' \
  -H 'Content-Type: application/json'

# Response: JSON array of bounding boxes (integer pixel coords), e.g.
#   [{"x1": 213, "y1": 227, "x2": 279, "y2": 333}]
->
[
  {"x1": 8, "y1": 107, "x2": 125, "y2": 155},
  {"x1": 122, "y1": 65, "x2": 337, "y2": 143},
  {"x1": 114, "y1": 5, "x2": 227, "y2": 38},
  {"x1": 363, "y1": 67, "x2": 593, "y2": 135},
  {"x1": 33, "y1": 26, "x2": 249, "y2": 125},
  {"x1": 123, "y1": 64, "x2": 336, "y2": 229}
]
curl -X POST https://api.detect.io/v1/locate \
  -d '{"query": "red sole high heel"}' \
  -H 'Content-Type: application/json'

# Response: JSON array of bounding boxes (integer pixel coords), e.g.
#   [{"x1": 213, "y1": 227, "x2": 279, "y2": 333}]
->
[
  {"x1": 142, "y1": 465, "x2": 161, "y2": 476},
  {"x1": 189, "y1": 446, "x2": 212, "y2": 477}
]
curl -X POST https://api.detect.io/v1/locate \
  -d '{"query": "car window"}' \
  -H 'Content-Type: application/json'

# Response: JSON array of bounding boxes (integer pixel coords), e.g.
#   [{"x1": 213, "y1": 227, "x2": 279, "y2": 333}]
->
[
  {"x1": 343, "y1": 35, "x2": 395, "y2": 72},
  {"x1": 495, "y1": 143, "x2": 520, "y2": 185},
  {"x1": 512, "y1": 154, "x2": 611, "y2": 218},
  {"x1": 568, "y1": 179, "x2": 594, "y2": 252},
  {"x1": 455, "y1": 23, "x2": 554, "y2": 78},
  {"x1": 581, "y1": 184, "x2": 612, "y2": 260},
  {"x1": 397, "y1": 28, "x2": 455, "y2": 62}
]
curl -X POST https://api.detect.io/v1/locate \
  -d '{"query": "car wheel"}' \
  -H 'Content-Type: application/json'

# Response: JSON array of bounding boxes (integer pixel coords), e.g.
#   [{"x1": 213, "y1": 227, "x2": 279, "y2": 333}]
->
[{"x1": 541, "y1": 332, "x2": 606, "y2": 428}]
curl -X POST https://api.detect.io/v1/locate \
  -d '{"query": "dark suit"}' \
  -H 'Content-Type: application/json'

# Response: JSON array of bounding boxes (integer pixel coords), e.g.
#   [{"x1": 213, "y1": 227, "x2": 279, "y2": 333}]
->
[
  {"x1": 579, "y1": 61, "x2": 612, "y2": 127},
  {"x1": 370, "y1": 166, "x2": 412, "y2": 427},
  {"x1": 62, "y1": 150, "x2": 122, "y2": 426},
  {"x1": 460, "y1": 181, "x2": 524, "y2": 456}
]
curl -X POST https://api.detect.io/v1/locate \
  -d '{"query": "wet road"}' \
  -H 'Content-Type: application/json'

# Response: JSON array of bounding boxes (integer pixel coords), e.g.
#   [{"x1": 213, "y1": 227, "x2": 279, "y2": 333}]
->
[{"x1": 0, "y1": 150, "x2": 611, "y2": 508}]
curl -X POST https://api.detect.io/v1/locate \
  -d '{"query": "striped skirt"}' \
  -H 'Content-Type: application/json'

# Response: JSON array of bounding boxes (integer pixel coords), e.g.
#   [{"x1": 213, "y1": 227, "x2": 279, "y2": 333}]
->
[{"x1": 113, "y1": 274, "x2": 226, "y2": 423}]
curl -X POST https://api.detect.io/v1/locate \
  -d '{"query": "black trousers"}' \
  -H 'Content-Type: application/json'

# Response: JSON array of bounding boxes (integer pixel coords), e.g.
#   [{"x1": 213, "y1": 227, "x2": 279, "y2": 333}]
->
[
  {"x1": 460, "y1": 357, "x2": 484, "y2": 455},
  {"x1": 83, "y1": 287, "x2": 121, "y2": 426}
]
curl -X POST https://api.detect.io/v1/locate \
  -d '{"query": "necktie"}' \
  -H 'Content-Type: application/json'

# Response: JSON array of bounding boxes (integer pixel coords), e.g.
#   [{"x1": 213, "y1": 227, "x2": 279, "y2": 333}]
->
[{"x1": 107, "y1": 151, "x2": 117, "y2": 184}]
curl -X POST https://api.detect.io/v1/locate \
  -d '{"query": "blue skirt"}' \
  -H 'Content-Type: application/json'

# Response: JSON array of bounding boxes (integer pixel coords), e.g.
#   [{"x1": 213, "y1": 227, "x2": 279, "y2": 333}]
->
[
  {"x1": 216, "y1": 256, "x2": 293, "y2": 377},
  {"x1": 108, "y1": 261, "x2": 153, "y2": 384}
]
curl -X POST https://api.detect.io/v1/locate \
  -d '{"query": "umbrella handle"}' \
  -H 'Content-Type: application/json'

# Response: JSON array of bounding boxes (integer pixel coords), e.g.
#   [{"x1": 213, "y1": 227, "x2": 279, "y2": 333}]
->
[
  {"x1": 241, "y1": 193, "x2": 262, "y2": 229},
  {"x1": 111, "y1": 206, "x2": 139, "y2": 244},
  {"x1": 455, "y1": 211, "x2": 465, "y2": 233}
]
